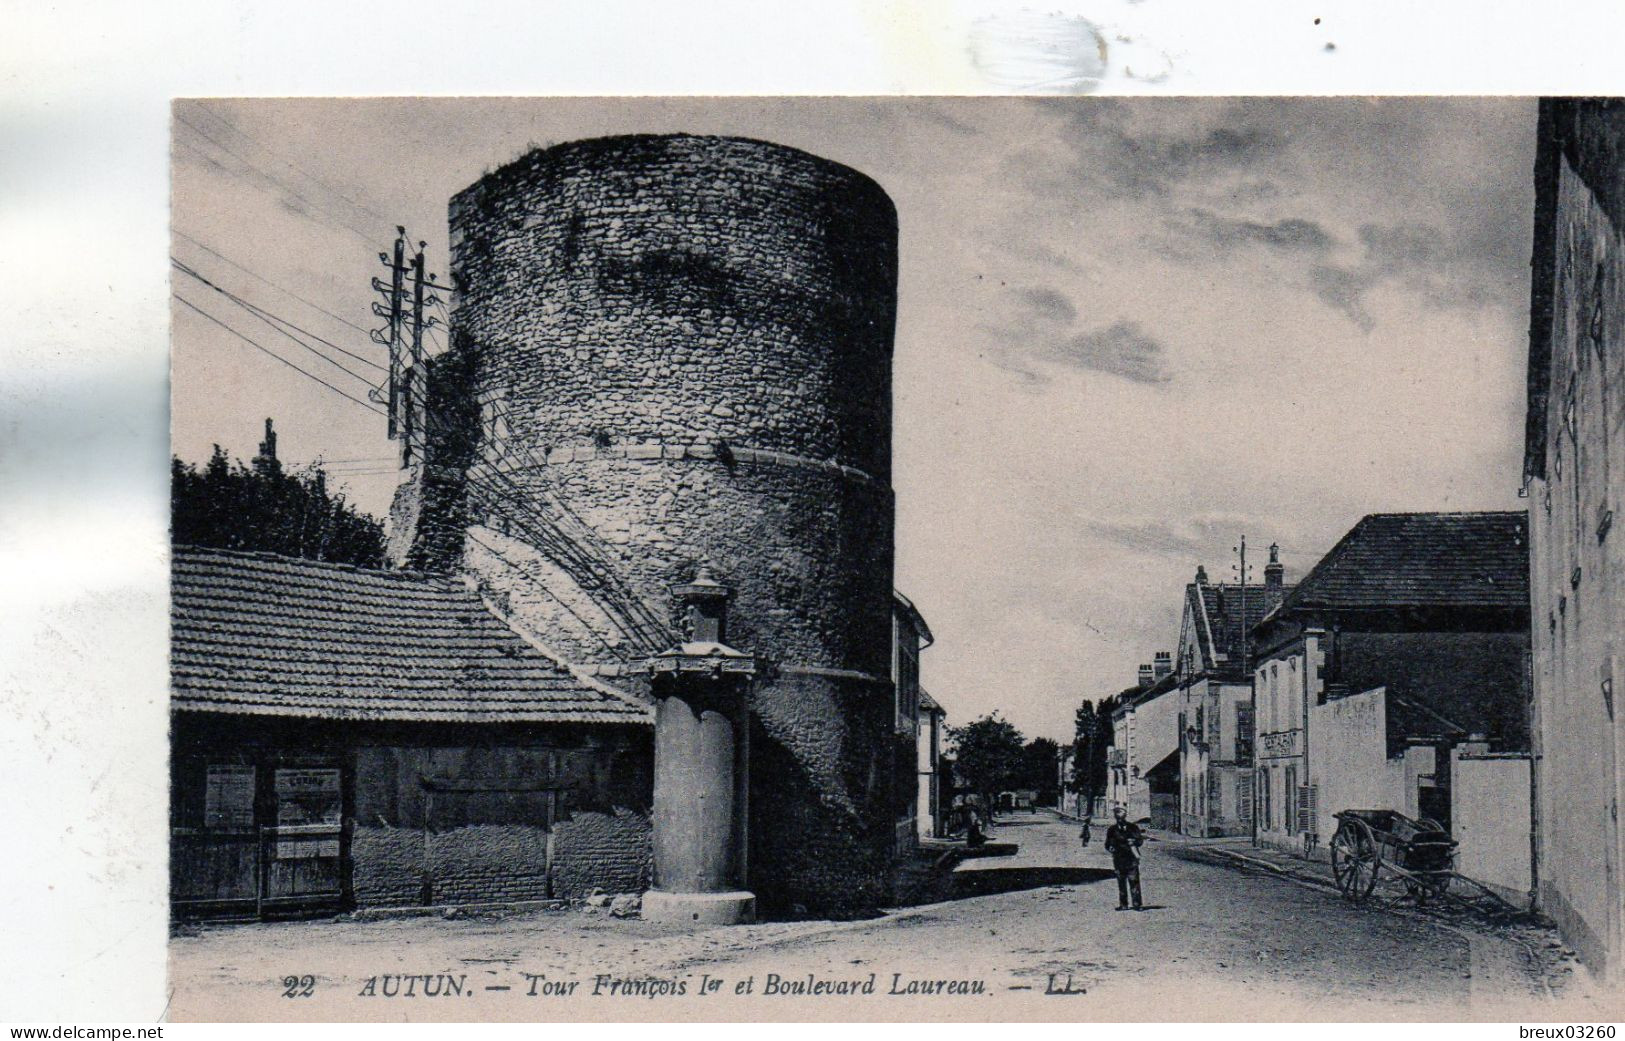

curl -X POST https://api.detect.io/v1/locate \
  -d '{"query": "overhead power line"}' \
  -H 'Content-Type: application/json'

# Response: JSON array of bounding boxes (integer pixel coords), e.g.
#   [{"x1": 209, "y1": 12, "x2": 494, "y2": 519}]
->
[
  {"x1": 173, "y1": 114, "x2": 383, "y2": 248},
  {"x1": 171, "y1": 229, "x2": 372, "y2": 335},
  {"x1": 171, "y1": 258, "x2": 387, "y2": 383},
  {"x1": 173, "y1": 293, "x2": 386, "y2": 417},
  {"x1": 173, "y1": 137, "x2": 381, "y2": 255},
  {"x1": 464, "y1": 529, "x2": 636, "y2": 664},
  {"x1": 462, "y1": 431, "x2": 672, "y2": 652},
  {"x1": 190, "y1": 107, "x2": 397, "y2": 230}
]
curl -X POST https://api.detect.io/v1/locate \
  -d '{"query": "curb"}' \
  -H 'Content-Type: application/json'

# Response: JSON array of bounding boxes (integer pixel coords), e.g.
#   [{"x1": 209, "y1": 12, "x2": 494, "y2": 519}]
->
[
  {"x1": 1202, "y1": 846, "x2": 1341, "y2": 894},
  {"x1": 344, "y1": 898, "x2": 568, "y2": 921}
]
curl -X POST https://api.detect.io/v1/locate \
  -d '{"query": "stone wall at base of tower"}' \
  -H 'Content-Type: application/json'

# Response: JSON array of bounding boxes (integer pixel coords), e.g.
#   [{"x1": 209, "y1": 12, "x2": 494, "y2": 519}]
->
[{"x1": 747, "y1": 669, "x2": 898, "y2": 914}]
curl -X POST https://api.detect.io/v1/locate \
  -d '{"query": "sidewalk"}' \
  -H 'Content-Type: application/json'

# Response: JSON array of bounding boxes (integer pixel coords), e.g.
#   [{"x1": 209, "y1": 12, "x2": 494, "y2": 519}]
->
[
  {"x1": 1188, "y1": 835, "x2": 1341, "y2": 894},
  {"x1": 1049, "y1": 812, "x2": 1337, "y2": 891},
  {"x1": 1152, "y1": 829, "x2": 1601, "y2": 1008}
]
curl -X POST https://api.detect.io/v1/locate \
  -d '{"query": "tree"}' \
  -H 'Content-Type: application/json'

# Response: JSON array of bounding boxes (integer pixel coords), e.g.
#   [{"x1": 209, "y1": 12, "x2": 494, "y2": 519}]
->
[
  {"x1": 1089, "y1": 695, "x2": 1121, "y2": 812},
  {"x1": 1070, "y1": 699, "x2": 1094, "y2": 799},
  {"x1": 1068, "y1": 694, "x2": 1120, "y2": 817},
  {"x1": 172, "y1": 446, "x2": 387, "y2": 567},
  {"x1": 947, "y1": 712, "x2": 1026, "y2": 820},
  {"x1": 1020, "y1": 737, "x2": 1062, "y2": 805}
]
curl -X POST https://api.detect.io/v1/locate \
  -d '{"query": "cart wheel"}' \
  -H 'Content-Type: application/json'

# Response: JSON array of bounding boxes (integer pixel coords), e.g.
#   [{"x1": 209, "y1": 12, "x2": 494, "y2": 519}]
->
[{"x1": 1330, "y1": 818, "x2": 1379, "y2": 902}]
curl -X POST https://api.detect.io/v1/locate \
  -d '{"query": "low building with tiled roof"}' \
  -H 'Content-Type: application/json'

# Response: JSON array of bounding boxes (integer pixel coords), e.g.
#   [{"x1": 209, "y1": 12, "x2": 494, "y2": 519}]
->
[
  {"x1": 170, "y1": 546, "x2": 653, "y2": 918},
  {"x1": 1249, "y1": 512, "x2": 1531, "y2": 890},
  {"x1": 172, "y1": 546, "x2": 651, "y2": 724}
]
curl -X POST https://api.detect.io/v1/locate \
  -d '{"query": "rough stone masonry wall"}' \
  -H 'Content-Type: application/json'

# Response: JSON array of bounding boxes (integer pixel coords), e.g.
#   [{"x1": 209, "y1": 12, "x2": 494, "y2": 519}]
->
[
  {"x1": 425, "y1": 134, "x2": 901, "y2": 913},
  {"x1": 447, "y1": 134, "x2": 895, "y2": 478},
  {"x1": 350, "y1": 734, "x2": 652, "y2": 907}
]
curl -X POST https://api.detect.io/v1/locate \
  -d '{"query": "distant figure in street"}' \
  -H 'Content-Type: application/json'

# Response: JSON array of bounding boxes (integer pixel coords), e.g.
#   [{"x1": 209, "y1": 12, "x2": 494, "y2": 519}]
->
[
  {"x1": 1079, "y1": 817, "x2": 1092, "y2": 847},
  {"x1": 1104, "y1": 806, "x2": 1145, "y2": 910},
  {"x1": 966, "y1": 816, "x2": 986, "y2": 849}
]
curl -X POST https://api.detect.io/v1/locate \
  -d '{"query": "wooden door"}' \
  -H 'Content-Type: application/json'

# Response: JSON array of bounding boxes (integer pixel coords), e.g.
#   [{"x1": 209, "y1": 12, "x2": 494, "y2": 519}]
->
[
  {"x1": 171, "y1": 761, "x2": 260, "y2": 913},
  {"x1": 262, "y1": 764, "x2": 345, "y2": 911}
]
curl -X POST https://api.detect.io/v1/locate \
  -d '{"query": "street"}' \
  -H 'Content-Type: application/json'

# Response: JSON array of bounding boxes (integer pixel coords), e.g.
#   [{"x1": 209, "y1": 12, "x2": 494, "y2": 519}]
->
[{"x1": 167, "y1": 812, "x2": 1591, "y2": 1021}]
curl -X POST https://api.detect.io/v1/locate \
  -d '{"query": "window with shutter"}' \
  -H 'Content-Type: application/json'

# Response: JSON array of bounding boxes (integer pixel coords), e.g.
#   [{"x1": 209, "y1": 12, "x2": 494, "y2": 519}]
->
[
  {"x1": 1235, "y1": 703, "x2": 1254, "y2": 762},
  {"x1": 1296, "y1": 784, "x2": 1318, "y2": 836},
  {"x1": 1283, "y1": 765, "x2": 1298, "y2": 834}
]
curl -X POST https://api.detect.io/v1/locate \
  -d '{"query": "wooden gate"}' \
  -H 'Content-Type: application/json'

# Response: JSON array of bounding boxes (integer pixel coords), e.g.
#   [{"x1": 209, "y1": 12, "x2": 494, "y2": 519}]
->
[
  {"x1": 171, "y1": 762, "x2": 260, "y2": 915},
  {"x1": 171, "y1": 756, "x2": 348, "y2": 917}
]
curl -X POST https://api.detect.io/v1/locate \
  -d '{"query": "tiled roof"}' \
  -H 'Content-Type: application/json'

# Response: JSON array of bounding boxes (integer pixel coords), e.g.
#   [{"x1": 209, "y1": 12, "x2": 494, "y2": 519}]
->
[
  {"x1": 1189, "y1": 580, "x2": 1291, "y2": 670},
  {"x1": 1275, "y1": 512, "x2": 1528, "y2": 613},
  {"x1": 171, "y1": 546, "x2": 652, "y2": 724},
  {"x1": 1129, "y1": 671, "x2": 1179, "y2": 709}
]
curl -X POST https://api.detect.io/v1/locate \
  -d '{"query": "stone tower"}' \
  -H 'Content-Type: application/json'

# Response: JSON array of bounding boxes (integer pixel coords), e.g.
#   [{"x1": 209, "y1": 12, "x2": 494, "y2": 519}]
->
[{"x1": 399, "y1": 134, "x2": 899, "y2": 912}]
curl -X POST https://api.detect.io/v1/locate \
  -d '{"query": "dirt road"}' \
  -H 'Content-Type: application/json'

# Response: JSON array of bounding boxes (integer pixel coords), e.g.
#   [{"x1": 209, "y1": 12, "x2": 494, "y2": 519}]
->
[{"x1": 168, "y1": 812, "x2": 1597, "y2": 1021}]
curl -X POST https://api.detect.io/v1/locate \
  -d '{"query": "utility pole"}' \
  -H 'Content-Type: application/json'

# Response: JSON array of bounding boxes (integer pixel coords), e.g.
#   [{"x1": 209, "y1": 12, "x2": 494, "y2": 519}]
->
[
  {"x1": 1233, "y1": 535, "x2": 1255, "y2": 845},
  {"x1": 371, "y1": 227, "x2": 408, "y2": 440},
  {"x1": 371, "y1": 229, "x2": 446, "y2": 467},
  {"x1": 1232, "y1": 535, "x2": 1252, "y2": 675},
  {"x1": 403, "y1": 241, "x2": 427, "y2": 465}
]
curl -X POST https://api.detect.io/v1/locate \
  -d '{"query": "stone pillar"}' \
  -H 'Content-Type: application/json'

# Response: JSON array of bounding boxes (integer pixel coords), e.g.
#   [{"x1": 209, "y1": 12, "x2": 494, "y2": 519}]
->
[{"x1": 642, "y1": 570, "x2": 758, "y2": 925}]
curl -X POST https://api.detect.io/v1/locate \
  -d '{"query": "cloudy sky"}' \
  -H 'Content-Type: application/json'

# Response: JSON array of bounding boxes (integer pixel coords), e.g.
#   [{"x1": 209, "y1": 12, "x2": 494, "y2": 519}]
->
[{"x1": 171, "y1": 97, "x2": 1536, "y2": 742}]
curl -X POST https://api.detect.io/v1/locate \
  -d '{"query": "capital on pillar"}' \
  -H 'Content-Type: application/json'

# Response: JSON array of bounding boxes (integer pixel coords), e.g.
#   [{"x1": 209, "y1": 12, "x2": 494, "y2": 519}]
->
[{"x1": 642, "y1": 566, "x2": 759, "y2": 925}]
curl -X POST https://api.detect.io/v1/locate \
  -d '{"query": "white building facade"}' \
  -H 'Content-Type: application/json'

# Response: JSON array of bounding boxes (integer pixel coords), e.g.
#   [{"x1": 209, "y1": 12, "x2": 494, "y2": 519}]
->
[
  {"x1": 1524, "y1": 99, "x2": 1625, "y2": 980},
  {"x1": 1174, "y1": 558, "x2": 1286, "y2": 837},
  {"x1": 892, "y1": 592, "x2": 934, "y2": 854}
]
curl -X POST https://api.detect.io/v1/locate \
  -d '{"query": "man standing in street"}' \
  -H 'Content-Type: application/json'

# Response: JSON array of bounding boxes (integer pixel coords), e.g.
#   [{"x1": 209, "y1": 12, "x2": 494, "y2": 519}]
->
[{"x1": 1104, "y1": 805, "x2": 1145, "y2": 910}]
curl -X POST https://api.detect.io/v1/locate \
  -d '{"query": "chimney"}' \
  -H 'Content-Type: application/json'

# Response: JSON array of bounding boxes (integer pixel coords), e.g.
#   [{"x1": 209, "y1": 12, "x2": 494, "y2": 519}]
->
[
  {"x1": 1153, "y1": 651, "x2": 1172, "y2": 680},
  {"x1": 1195, "y1": 564, "x2": 1209, "y2": 586},
  {"x1": 253, "y1": 418, "x2": 279, "y2": 474},
  {"x1": 671, "y1": 565, "x2": 732, "y2": 644},
  {"x1": 1138, "y1": 663, "x2": 1155, "y2": 688},
  {"x1": 1265, "y1": 543, "x2": 1284, "y2": 598}
]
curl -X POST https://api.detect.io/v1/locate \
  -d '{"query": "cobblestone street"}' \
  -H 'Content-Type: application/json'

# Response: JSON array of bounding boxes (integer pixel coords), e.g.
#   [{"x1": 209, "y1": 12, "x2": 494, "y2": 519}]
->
[{"x1": 168, "y1": 812, "x2": 1609, "y2": 1022}]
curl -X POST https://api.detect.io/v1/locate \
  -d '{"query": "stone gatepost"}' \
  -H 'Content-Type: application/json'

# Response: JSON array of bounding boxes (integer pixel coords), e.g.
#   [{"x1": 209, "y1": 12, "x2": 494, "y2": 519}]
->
[{"x1": 641, "y1": 568, "x2": 758, "y2": 925}]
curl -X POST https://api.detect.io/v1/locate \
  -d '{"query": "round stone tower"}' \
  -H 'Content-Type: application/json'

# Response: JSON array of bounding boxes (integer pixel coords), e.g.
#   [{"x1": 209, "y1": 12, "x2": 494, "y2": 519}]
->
[{"x1": 430, "y1": 134, "x2": 899, "y2": 913}]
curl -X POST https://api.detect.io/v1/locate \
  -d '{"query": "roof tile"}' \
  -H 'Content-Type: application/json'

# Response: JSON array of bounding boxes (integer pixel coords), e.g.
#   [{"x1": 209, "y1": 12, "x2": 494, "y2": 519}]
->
[
  {"x1": 1277, "y1": 512, "x2": 1528, "y2": 612},
  {"x1": 171, "y1": 546, "x2": 651, "y2": 724}
]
